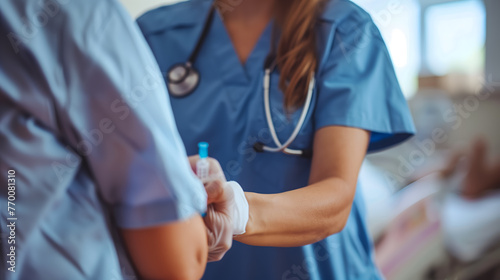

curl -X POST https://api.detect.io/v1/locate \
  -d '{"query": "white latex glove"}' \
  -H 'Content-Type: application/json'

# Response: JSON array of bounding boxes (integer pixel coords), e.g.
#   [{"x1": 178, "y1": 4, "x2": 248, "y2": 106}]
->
[{"x1": 226, "y1": 181, "x2": 249, "y2": 235}]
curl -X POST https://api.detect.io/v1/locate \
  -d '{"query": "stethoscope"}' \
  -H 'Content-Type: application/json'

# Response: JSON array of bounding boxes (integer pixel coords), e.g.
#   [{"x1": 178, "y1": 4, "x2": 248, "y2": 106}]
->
[{"x1": 166, "y1": 5, "x2": 314, "y2": 158}]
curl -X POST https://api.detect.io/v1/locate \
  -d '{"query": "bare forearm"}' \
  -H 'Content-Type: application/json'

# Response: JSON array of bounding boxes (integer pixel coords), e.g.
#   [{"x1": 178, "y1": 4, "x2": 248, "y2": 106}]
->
[{"x1": 234, "y1": 178, "x2": 355, "y2": 247}]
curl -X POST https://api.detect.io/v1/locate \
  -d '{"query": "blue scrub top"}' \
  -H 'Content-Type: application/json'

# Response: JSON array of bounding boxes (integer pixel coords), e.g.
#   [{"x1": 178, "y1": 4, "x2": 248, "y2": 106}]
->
[
  {"x1": 138, "y1": 0, "x2": 415, "y2": 279},
  {"x1": 0, "y1": 0, "x2": 206, "y2": 279}
]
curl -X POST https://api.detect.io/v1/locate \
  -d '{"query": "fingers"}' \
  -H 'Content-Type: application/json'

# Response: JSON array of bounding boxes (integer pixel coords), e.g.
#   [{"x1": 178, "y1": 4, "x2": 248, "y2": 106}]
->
[
  {"x1": 188, "y1": 156, "x2": 226, "y2": 184},
  {"x1": 187, "y1": 155, "x2": 200, "y2": 173},
  {"x1": 206, "y1": 180, "x2": 235, "y2": 211},
  {"x1": 207, "y1": 229, "x2": 232, "y2": 262},
  {"x1": 207, "y1": 158, "x2": 225, "y2": 182},
  {"x1": 204, "y1": 205, "x2": 233, "y2": 262},
  {"x1": 190, "y1": 156, "x2": 235, "y2": 262},
  {"x1": 205, "y1": 180, "x2": 224, "y2": 205},
  {"x1": 208, "y1": 245, "x2": 231, "y2": 262}
]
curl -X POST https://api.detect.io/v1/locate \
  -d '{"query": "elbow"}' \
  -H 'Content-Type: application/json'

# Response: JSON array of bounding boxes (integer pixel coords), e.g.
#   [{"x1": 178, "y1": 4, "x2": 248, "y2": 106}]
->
[
  {"x1": 317, "y1": 209, "x2": 350, "y2": 240},
  {"x1": 330, "y1": 209, "x2": 351, "y2": 235},
  {"x1": 307, "y1": 207, "x2": 351, "y2": 244},
  {"x1": 318, "y1": 188, "x2": 355, "y2": 239}
]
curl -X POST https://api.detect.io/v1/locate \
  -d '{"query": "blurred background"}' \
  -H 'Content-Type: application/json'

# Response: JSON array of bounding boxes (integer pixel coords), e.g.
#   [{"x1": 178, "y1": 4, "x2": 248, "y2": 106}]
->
[{"x1": 122, "y1": 1, "x2": 500, "y2": 279}]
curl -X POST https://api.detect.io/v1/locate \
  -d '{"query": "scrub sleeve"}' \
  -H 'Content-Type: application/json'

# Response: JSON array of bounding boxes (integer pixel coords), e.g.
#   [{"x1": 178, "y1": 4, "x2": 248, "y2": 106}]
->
[{"x1": 315, "y1": 19, "x2": 415, "y2": 151}]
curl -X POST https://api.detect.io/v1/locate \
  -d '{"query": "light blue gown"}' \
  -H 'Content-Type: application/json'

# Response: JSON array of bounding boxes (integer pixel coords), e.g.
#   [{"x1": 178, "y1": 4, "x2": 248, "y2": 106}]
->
[
  {"x1": 138, "y1": 0, "x2": 415, "y2": 279},
  {"x1": 0, "y1": 0, "x2": 206, "y2": 279}
]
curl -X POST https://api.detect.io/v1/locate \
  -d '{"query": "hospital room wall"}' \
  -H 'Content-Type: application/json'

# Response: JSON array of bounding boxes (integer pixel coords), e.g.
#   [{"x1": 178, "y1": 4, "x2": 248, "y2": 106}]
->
[
  {"x1": 443, "y1": 0, "x2": 500, "y2": 157},
  {"x1": 484, "y1": 0, "x2": 500, "y2": 89}
]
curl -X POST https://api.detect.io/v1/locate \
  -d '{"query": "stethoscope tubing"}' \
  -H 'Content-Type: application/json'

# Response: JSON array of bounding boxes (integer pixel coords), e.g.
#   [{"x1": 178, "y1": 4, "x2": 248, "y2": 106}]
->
[
  {"x1": 261, "y1": 68, "x2": 315, "y2": 155},
  {"x1": 166, "y1": 3, "x2": 315, "y2": 157}
]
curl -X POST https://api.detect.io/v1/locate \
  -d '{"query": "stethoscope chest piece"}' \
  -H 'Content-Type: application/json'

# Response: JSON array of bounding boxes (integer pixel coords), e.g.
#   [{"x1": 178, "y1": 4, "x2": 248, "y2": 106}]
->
[
  {"x1": 164, "y1": 4, "x2": 314, "y2": 158},
  {"x1": 166, "y1": 62, "x2": 200, "y2": 97},
  {"x1": 165, "y1": 5, "x2": 215, "y2": 98}
]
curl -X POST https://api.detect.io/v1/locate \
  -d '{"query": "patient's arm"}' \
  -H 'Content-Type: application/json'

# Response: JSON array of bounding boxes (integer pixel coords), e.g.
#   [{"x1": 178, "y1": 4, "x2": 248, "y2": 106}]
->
[{"x1": 121, "y1": 215, "x2": 207, "y2": 280}]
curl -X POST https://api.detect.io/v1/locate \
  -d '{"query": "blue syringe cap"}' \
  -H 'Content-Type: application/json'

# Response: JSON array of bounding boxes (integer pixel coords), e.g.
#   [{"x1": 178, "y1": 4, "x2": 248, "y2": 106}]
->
[{"x1": 198, "y1": 142, "x2": 209, "y2": 159}]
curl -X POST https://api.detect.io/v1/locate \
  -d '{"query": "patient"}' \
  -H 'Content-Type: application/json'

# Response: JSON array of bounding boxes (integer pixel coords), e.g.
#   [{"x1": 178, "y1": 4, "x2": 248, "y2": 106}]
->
[
  {"x1": 0, "y1": 1, "x2": 234, "y2": 279},
  {"x1": 460, "y1": 138, "x2": 500, "y2": 198}
]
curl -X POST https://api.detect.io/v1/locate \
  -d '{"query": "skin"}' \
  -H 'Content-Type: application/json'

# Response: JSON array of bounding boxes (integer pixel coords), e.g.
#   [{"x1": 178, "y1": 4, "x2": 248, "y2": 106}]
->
[
  {"x1": 219, "y1": 0, "x2": 371, "y2": 246},
  {"x1": 117, "y1": 1, "x2": 370, "y2": 278},
  {"x1": 121, "y1": 215, "x2": 208, "y2": 280},
  {"x1": 235, "y1": 127, "x2": 370, "y2": 247},
  {"x1": 120, "y1": 158, "x2": 234, "y2": 279},
  {"x1": 219, "y1": 0, "x2": 275, "y2": 63}
]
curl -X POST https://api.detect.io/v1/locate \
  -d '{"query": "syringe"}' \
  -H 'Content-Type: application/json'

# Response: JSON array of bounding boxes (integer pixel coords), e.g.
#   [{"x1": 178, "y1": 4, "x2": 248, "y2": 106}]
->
[{"x1": 197, "y1": 142, "x2": 210, "y2": 182}]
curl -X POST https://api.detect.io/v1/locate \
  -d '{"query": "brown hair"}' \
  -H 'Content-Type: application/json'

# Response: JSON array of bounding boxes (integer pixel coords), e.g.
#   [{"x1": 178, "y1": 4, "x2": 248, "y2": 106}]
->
[{"x1": 275, "y1": 0, "x2": 326, "y2": 111}]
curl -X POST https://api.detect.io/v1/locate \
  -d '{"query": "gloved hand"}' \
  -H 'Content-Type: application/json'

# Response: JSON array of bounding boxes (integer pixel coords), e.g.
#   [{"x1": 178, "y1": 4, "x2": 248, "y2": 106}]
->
[
  {"x1": 203, "y1": 179, "x2": 235, "y2": 261},
  {"x1": 188, "y1": 155, "x2": 249, "y2": 234},
  {"x1": 188, "y1": 155, "x2": 226, "y2": 184},
  {"x1": 188, "y1": 156, "x2": 234, "y2": 262}
]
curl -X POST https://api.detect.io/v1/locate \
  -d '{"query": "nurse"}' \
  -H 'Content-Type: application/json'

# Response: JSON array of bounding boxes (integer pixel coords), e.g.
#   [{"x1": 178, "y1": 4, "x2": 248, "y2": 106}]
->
[{"x1": 138, "y1": 0, "x2": 415, "y2": 279}]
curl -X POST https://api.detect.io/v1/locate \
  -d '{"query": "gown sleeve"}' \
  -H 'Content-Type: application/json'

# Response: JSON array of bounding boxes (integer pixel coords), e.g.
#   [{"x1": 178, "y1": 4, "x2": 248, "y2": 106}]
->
[
  {"x1": 314, "y1": 16, "x2": 416, "y2": 152},
  {"x1": 70, "y1": 4, "x2": 207, "y2": 229},
  {"x1": 0, "y1": 1, "x2": 207, "y2": 229}
]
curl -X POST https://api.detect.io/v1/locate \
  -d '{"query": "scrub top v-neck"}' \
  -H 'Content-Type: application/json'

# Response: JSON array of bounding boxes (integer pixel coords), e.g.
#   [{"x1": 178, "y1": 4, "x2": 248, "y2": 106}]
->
[
  {"x1": 137, "y1": 0, "x2": 416, "y2": 279},
  {"x1": 209, "y1": 11, "x2": 273, "y2": 85}
]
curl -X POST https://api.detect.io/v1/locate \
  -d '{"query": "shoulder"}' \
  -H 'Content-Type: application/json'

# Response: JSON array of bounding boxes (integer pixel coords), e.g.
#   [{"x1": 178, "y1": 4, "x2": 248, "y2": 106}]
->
[
  {"x1": 317, "y1": 0, "x2": 386, "y2": 68},
  {"x1": 321, "y1": 0, "x2": 373, "y2": 26},
  {"x1": 137, "y1": 0, "x2": 211, "y2": 36},
  {"x1": 320, "y1": 0, "x2": 377, "y2": 35}
]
